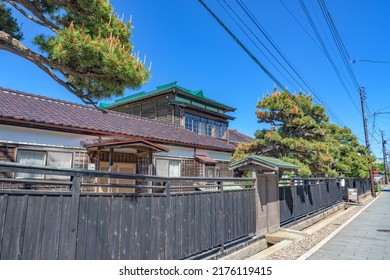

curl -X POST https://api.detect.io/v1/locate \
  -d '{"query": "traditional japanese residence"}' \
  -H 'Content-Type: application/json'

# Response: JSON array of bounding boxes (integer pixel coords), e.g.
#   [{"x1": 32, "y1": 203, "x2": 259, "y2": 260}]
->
[
  {"x1": 99, "y1": 81, "x2": 253, "y2": 145},
  {"x1": 0, "y1": 85, "x2": 253, "y2": 191}
]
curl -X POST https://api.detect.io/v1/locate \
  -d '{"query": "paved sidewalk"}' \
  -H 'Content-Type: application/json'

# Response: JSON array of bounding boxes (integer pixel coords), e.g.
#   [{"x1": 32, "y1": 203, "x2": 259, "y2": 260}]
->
[{"x1": 302, "y1": 186, "x2": 390, "y2": 260}]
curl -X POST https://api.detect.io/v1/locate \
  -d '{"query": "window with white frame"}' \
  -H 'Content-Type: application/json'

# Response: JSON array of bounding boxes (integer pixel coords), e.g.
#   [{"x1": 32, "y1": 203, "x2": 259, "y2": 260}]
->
[
  {"x1": 46, "y1": 152, "x2": 73, "y2": 179},
  {"x1": 16, "y1": 150, "x2": 73, "y2": 179},
  {"x1": 16, "y1": 150, "x2": 46, "y2": 179},
  {"x1": 184, "y1": 113, "x2": 227, "y2": 139},
  {"x1": 155, "y1": 158, "x2": 181, "y2": 177}
]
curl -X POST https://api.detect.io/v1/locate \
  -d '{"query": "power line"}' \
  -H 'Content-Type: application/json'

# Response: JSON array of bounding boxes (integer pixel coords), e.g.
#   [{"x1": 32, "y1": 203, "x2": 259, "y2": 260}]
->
[
  {"x1": 233, "y1": 0, "x2": 346, "y2": 126},
  {"x1": 214, "y1": 0, "x2": 347, "y2": 126},
  {"x1": 279, "y1": 0, "x2": 325, "y2": 54},
  {"x1": 318, "y1": 0, "x2": 359, "y2": 88},
  {"x1": 352, "y1": 59, "x2": 390, "y2": 64},
  {"x1": 198, "y1": 0, "x2": 322, "y2": 123},
  {"x1": 299, "y1": 0, "x2": 362, "y2": 116},
  {"x1": 215, "y1": 0, "x2": 298, "y2": 90}
]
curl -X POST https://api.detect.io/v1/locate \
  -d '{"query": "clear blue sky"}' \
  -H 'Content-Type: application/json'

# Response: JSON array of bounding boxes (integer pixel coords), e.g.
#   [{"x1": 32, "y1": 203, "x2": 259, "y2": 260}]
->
[{"x1": 1, "y1": 0, "x2": 390, "y2": 160}]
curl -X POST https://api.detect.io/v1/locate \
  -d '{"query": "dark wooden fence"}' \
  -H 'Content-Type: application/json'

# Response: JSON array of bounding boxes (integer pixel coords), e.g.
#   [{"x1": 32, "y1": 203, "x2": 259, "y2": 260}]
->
[
  {"x1": 279, "y1": 177, "x2": 370, "y2": 225},
  {"x1": 343, "y1": 178, "x2": 371, "y2": 197},
  {"x1": 0, "y1": 162, "x2": 256, "y2": 260}
]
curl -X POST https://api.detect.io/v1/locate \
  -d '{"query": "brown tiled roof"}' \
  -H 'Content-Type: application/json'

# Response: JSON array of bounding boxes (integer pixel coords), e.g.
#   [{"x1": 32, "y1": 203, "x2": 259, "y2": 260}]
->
[
  {"x1": 229, "y1": 129, "x2": 255, "y2": 145},
  {"x1": 0, "y1": 87, "x2": 236, "y2": 152},
  {"x1": 194, "y1": 154, "x2": 218, "y2": 165}
]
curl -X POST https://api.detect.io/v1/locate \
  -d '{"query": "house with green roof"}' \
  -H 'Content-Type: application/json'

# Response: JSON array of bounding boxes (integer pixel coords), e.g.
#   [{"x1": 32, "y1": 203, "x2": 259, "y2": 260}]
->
[{"x1": 100, "y1": 81, "x2": 238, "y2": 141}]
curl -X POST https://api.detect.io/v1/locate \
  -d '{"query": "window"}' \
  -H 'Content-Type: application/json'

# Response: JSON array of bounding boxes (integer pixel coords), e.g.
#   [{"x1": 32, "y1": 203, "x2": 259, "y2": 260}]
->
[
  {"x1": 214, "y1": 121, "x2": 221, "y2": 138},
  {"x1": 206, "y1": 120, "x2": 213, "y2": 136},
  {"x1": 16, "y1": 150, "x2": 46, "y2": 179},
  {"x1": 193, "y1": 116, "x2": 199, "y2": 134},
  {"x1": 206, "y1": 166, "x2": 215, "y2": 177},
  {"x1": 199, "y1": 118, "x2": 207, "y2": 135},
  {"x1": 185, "y1": 114, "x2": 193, "y2": 131},
  {"x1": 16, "y1": 150, "x2": 73, "y2": 179},
  {"x1": 155, "y1": 158, "x2": 181, "y2": 177},
  {"x1": 184, "y1": 113, "x2": 228, "y2": 139},
  {"x1": 46, "y1": 152, "x2": 73, "y2": 180},
  {"x1": 221, "y1": 123, "x2": 227, "y2": 138}
]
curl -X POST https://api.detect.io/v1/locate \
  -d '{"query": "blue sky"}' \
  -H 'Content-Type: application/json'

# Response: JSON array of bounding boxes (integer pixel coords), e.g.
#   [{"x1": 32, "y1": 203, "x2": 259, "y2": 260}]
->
[{"x1": 1, "y1": 0, "x2": 390, "y2": 160}]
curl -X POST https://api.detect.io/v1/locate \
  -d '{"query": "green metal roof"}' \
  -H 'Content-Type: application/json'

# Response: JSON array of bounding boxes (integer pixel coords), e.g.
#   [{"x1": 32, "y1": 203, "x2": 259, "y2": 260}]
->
[
  {"x1": 229, "y1": 154, "x2": 299, "y2": 171},
  {"x1": 99, "y1": 81, "x2": 236, "y2": 111}
]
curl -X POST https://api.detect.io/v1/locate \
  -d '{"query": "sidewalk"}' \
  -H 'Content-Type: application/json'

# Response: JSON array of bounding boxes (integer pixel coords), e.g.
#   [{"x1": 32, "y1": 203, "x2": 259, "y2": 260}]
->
[{"x1": 300, "y1": 186, "x2": 390, "y2": 260}]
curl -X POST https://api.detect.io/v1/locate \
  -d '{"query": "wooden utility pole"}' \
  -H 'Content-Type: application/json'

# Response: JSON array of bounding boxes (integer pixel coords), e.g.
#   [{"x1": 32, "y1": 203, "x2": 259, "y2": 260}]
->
[
  {"x1": 381, "y1": 131, "x2": 388, "y2": 184},
  {"x1": 359, "y1": 87, "x2": 376, "y2": 197}
]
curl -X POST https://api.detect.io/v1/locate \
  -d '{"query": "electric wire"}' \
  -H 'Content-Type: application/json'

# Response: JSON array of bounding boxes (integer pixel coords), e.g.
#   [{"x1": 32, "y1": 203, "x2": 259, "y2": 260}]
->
[
  {"x1": 215, "y1": 0, "x2": 298, "y2": 91},
  {"x1": 218, "y1": 0, "x2": 346, "y2": 126},
  {"x1": 236, "y1": 0, "x2": 346, "y2": 126},
  {"x1": 299, "y1": 0, "x2": 362, "y2": 116},
  {"x1": 198, "y1": 0, "x2": 321, "y2": 123}
]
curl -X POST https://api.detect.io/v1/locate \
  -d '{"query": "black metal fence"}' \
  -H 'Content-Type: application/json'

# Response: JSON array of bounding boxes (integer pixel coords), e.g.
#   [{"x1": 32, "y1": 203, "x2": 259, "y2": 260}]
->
[
  {"x1": 0, "y1": 162, "x2": 256, "y2": 260},
  {"x1": 279, "y1": 177, "x2": 371, "y2": 225}
]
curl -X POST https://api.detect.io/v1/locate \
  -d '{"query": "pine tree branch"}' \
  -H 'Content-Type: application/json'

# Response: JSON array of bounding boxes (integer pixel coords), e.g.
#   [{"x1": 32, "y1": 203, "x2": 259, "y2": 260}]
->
[
  {"x1": 7, "y1": 1, "x2": 57, "y2": 32},
  {"x1": 0, "y1": 30, "x2": 102, "y2": 108},
  {"x1": 7, "y1": 0, "x2": 59, "y2": 32}
]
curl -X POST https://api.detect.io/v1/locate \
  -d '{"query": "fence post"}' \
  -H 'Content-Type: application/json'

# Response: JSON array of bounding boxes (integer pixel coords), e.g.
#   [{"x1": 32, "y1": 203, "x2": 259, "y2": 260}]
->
[
  {"x1": 67, "y1": 175, "x2": 81, "y2": 260},
  {"x1": 164, "y1": 181, "x2": 173, "y2": 259},
  {"x1": 219, "y1": 181, "x2": 225, "y2": 253}
]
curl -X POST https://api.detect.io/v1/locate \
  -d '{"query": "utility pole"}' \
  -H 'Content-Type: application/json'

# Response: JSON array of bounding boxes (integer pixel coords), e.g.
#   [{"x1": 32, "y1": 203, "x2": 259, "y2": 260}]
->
[
  {"x1": 381, "y1": 131, "x2": 388, "y2": 184},
  {"x1": 359, "y1": 87, "x2": 376, "y2": 197}
]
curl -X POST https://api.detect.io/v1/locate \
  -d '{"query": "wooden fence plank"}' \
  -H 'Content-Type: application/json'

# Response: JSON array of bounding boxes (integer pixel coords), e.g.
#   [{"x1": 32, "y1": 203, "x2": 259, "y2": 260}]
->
[
  {"x1": 109, "y1": 196, "x2": 123, "y2": 260},
  {"x1": 158, "y1": 196, "x2": 167, "y2": 259},
  {"x1": 57, "y1": 195, "x2": 72, "y2": 259},
  {"x1": 0, "y1": 194, "x2": 8, "y2": 257},
  {"x1": 120, "y1": 196, "x2": 133, "y2": 259},
  {"x1": 75, "y1": 196, "x2": 88, "y2": 260},
  {"x1": 188, "y1": 194, "x2": 196, "y2": 256},
  {"x1": 40, "y1": 196, "x2": 63, "y2": 259},
  {"x1": 150, "y1": 196, "x2": 159, "y2": 259},
  {"x1": 139, "y1": 196, "x2": 151, "y2": 260},
  {"x1": 130, "y1": 196, "x2": 141, "y2": 260},
  {"x1": 96, "y1": 196, "x2": 111, "y2": 260},
  {"x1": 22, "y1": 195, "x2": 46, "y2": 259},
  {"x1": 194, "y1": 193, "x2": 201, "y2": 255},
  {"x1": 1, "y1": 195, "x2": 28, "y2": 259},
  {"x1": 84, "y1": 196, "x2": 99, "y2": 259}
]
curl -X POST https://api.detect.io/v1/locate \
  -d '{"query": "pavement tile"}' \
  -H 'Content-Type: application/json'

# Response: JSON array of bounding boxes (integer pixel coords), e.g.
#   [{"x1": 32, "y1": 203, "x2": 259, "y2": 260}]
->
[{"x1": 308, "y1": 187, "x2": 390, "y2": 260}]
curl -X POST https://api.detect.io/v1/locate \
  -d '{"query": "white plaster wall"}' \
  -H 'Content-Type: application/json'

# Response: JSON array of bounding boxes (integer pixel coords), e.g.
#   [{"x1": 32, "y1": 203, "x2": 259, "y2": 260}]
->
[
  {"x1": 0, "y1": 124, "x2": 97, "y2": 149},
  {"x1": 156, "y1": 145, "x2": 233, "y2": 161}
]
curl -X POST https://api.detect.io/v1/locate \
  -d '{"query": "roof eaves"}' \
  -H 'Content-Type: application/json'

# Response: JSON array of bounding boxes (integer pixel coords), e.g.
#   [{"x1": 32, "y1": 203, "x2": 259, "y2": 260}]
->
[
  {"x1": 229, "y1": 154, "x2": 299, "y2": 171},
  {"x1": 100, "y1": 82, "x2": 236, "y2": 112},
  {"x1": 169, "y1": 100, "x2": 236, "y2": 120},
  {"x1": 175, "y1": 87, "x2": 236, "y2": 112}
]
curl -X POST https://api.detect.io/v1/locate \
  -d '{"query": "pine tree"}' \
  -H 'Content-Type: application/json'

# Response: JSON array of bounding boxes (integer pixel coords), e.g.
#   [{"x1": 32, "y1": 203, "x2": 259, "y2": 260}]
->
[
  {"x1": 232, "y1": 90, "x2": 373, "y2": 178},
  {"x1": 0, "y1": 0, "x2": 150, "y2": 106}
]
